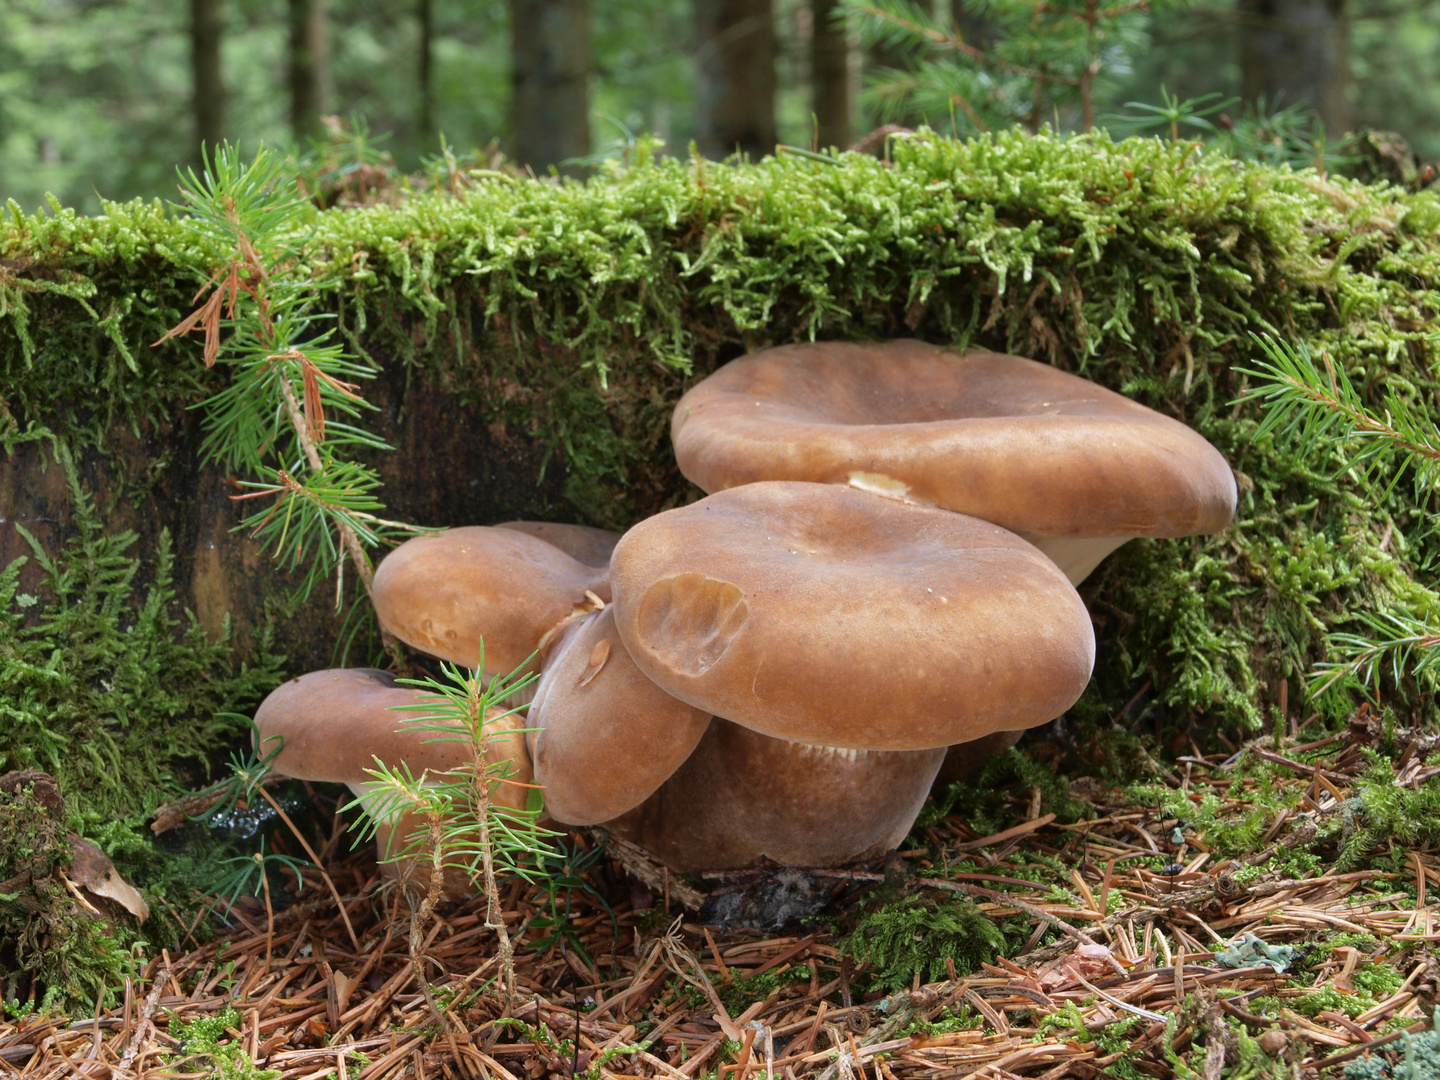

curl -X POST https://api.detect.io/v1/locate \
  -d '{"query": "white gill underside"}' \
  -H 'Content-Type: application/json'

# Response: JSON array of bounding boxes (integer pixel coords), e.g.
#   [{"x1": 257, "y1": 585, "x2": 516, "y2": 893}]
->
[
  {"x1": 1021, "y1": 535, "x2": 1131, "y2": 585},
  {"x1": 843, "y1": 472, "x2": 1129, "y2": 585},
  {"x1": 763, "y1": 736, "x2": 905, "y2": 763}
]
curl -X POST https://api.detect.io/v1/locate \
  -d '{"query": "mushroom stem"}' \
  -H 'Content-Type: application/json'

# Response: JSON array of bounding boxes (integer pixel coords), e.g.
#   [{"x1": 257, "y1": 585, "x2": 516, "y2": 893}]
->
[{"x1": 276, "y1": 370, "x2": 405, "y2": 667}]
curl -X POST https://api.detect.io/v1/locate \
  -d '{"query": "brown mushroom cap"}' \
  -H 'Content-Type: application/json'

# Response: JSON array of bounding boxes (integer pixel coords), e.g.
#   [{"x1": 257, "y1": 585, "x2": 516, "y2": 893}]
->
[
  {"x1": 528, "y1": 607, "x2": 712, "y2": 826},
  {"x1": 609, "y1": 482, "x2": 1094, "y2": 750},
  {"x1": 254, "y1": 668, "x2": 533, "y2": 815},
  {"x1": 373, "y1": 527, "x2": 610, "y2": 675},
  {"x1": 604, "y1": 720, "x2": 945, "y2": 871},
  {"x1": 495, "y1": 521, "x2": 621, "y2": 568},
  {"x1": 672, "y1": 341, "x2": 1236, "y2": 580}
]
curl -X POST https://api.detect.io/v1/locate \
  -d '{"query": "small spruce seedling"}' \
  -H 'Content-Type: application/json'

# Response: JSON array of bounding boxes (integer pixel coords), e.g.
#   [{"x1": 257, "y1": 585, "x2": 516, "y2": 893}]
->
[
  {"x1": 1240, "y1": 333, "x2": 1440, "y2": 700},
  {"x1": 345, "y1": 651, "x2": 558, "y2": 1000}
]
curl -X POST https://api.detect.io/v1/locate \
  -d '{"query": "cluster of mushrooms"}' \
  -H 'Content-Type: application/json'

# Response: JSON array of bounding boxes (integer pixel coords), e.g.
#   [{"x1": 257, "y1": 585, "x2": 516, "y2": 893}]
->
[{"x1": 255, "y1": 341, "x2": 1237, "y2": 884}]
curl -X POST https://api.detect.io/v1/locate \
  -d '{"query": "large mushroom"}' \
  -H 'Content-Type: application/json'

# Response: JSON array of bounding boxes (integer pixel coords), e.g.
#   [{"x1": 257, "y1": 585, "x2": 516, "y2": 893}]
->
[
  {"x1": 609, "y1": 482, "x2": 1094, "y2": 749},
  {"x1": 671, "y1": 340, "x2": 1237, "y2": 585},
  {"x1": 601, "y1": 481, "x2": 1095, "y2": 869},
  {"x1": 254, "y1": 668, "x2": 534, "y2": 898}
]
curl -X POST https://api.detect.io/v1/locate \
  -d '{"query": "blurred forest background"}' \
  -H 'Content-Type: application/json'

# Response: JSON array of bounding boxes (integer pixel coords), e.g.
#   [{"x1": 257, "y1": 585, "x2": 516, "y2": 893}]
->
[{"x1": 3, "y1": 0, "x2": 1439, "y2": 215}]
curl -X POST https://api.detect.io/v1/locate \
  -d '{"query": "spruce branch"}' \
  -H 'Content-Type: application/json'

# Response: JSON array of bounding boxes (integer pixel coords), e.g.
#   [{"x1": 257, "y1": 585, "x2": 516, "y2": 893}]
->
[
  {"x1": 1239, "y1": 334, "x2": 1440, "y2": 501},
  {"x1": 154, "y1": 144, "x2": 421, "y2": 662},
  {"x1": 1239, "y1": 333, "x2": 1440, "y2": 701}
]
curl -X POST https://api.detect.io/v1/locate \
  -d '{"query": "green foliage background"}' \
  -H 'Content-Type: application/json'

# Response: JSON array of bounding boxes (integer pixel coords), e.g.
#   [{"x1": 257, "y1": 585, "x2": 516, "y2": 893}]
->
[
  {"x1": 6, "y1": 0, "x2": 1440, "y2": 215},
  {"x1": 6, "y1": 128, "x2": 1440, "y2": 762}
]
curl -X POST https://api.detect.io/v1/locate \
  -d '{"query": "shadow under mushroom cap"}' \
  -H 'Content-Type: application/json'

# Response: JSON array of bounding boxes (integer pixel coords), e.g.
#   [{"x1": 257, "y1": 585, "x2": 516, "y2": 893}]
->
[
  {"x1": 494, "y1": 520, "x2": 620, "y2": 569},
  {"x1": 609, "y1": 481, "x2": 1095, "y2": 751},
  {"x1": 603, "y1": 719, "x2": 945, "y2": 872}
]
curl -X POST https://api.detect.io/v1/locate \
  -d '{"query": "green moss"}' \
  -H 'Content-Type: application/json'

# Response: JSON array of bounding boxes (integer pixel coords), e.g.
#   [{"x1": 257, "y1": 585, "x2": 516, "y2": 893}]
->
[
  {"x1": 1036, "y1": 1004, "x2": 1144, "y2": 1077},
  {"x1": 843, "y1": 895, "x2": 1020, "y2": 993},
  {"x1": 921, "y1": 747, "x2": 1091, "y2": 834},
  {"x1": 1353, "y1": 963, "x2": 1406, "y2": 1000},
  {"x1": 8, "y1": 129, "x2": 1440, "y2": 740},
  {"x1": 0, "y1": 437, "x2": 283, "y2": 818},
  {"x1": 1326, "y1": 755, "x2": 1440, "y2": 870},
  {"x1": 171, "y1": 1007, "x2": 282, "y2": 1080},
  {"x1": 0, "y1": 777, "x2": 140, "y2": 1004},
  {"x1": 716, "y1": 966, "x2": 810, "y2": 1017},
  {"x1": 1291, "y1": 982, "x2": 1380, "y2": 1019},
  {"x1": 899, "y1": 1004, "x2": 982, "y2": 1037},
  {"x1": 0, "y1": 435, "x2": 285, "y2": 1000}
]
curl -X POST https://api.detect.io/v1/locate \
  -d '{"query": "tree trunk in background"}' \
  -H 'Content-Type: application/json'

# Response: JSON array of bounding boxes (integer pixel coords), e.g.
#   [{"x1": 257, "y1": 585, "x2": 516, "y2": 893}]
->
[
  {"x1": 418, "y1": 0, "x2": 435, "y2": 143},
  {"x1": 811, "y1": 0, "x2": 849, "y2": 149},
  {"x1": 190, "y1": 0, "x2": 224, "y2": 160},
  {"x1": 509, "y1": 0, "x2": 591, "y2": 173},
  {"x1": 695, "y1": 0, "x2": 776, "y2": 159},
  {"x1": 1239, "y1": 0, "x2": 1349, "y2": 135},
  {"x1": 288, "y1": 0, "x2": 330, "y2": 141}
]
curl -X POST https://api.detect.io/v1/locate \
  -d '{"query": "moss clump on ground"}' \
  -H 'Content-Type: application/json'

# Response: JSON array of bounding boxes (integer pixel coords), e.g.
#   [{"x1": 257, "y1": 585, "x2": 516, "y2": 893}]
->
[
  {"x1": 0, "y1": 773, "x2": 137, "y2": 1007},
  {"x1": 169, "y1": 1006, "x2": 282, "y2": 1080},
  {"x1": 843, "y1": 895, "x2": 1022, "y2": 992}
]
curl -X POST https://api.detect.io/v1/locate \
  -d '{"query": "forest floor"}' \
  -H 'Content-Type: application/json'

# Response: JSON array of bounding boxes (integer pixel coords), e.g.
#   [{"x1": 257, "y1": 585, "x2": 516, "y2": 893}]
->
[{"x1": 2, "y1": 705, "x2": 1436, "y2": 1080}]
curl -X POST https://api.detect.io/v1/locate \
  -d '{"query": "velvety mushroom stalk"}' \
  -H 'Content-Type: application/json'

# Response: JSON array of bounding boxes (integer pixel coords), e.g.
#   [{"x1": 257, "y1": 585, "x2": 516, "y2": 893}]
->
[{"x1": 604, "y1": 720, "x2": 945, "y2": 871}]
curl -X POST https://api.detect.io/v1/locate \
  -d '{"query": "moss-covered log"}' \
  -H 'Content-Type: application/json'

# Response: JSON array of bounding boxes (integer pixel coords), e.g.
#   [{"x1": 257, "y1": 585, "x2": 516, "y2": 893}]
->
[{"x1": 5, "y1": 130, "x2": 1440, "y2": 731}]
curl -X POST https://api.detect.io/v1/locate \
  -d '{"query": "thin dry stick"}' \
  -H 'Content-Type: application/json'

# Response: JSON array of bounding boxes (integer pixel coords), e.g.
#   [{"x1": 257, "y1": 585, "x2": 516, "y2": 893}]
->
[
  {"x1": 255, "y1": 785, "x2": 362, "y2": 952},
  {"x1": 116, "y1": 960, "x2": 171, "y2": 1073},
  {"x1": 259, "y1": 853, "x2": 276, "y2": 972},
  {"x1": 410, "y1": 809, "x2": 453, "y2": 1027}
]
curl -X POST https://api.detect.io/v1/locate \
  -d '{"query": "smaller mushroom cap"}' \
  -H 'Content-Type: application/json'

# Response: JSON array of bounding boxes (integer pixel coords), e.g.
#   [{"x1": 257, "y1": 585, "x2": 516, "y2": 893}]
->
[
  {"x1": 373, "y1": 527, "x2": 610, "y2": 675},
  {"x1": 495, "y1": 521, "x2": 621, "y2": 568},
  {"x1": 609, "y1": 482, "x2": 1095, "y2": 750},
  {"x1": 255, "y1": 668, "x2": 533, "y2": 815},
  {"x1": 528, "y1": 607, "x2": 712, "y2": 826},
  {"x1": 605, "y1": 720, "x2": 945, "y2": 871}
]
